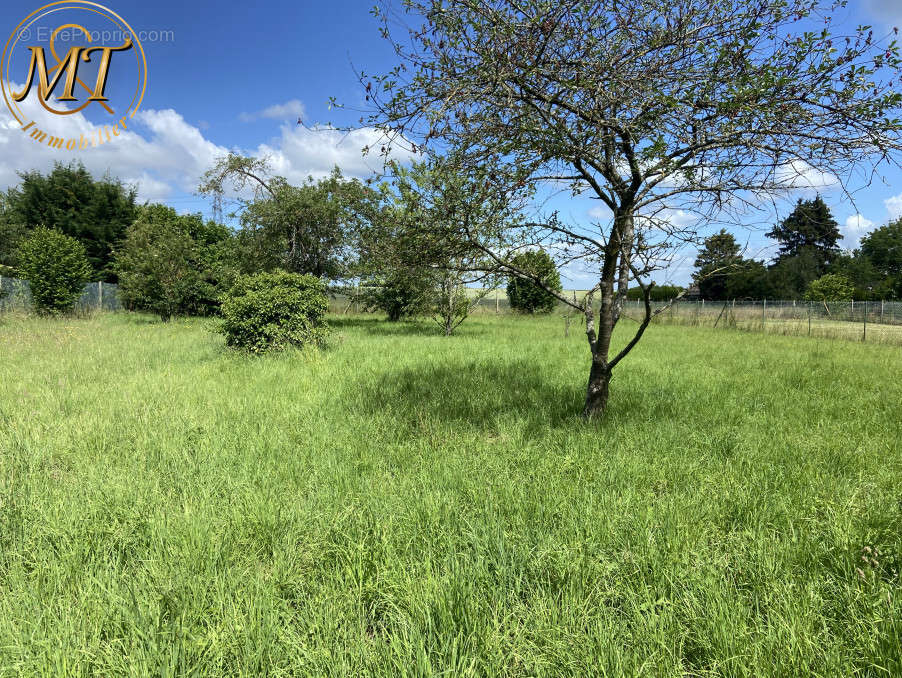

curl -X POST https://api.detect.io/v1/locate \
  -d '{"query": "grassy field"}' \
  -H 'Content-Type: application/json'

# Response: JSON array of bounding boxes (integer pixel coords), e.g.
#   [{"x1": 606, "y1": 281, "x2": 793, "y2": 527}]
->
[{"x1": 1, "y1": 312, "x2": 901, "y2": 676}]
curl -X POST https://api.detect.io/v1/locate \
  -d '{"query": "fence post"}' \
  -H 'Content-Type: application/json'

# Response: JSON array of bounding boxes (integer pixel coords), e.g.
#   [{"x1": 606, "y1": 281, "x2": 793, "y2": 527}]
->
[
  {"x1": 808, "y1": 301, "x2": 811, "y2": 336},
  {"x1": 863, "y1": 299, "x2": 867, "y2": 342},
  {"x1": 881, "y1": 299, "x2": 884, "y2": 323},
  {"x1": 98, "y1": 281, "x2": 103, "y2": 310},
  {"x1": 495, "y1": 288, "x2": 499, "y2": 314},
  {"x1": 762, "y1": 298, "x2": 766, "y2": 326},
  {"x1": 850, "y1": 299, "x2": 854, "y2": 322}
]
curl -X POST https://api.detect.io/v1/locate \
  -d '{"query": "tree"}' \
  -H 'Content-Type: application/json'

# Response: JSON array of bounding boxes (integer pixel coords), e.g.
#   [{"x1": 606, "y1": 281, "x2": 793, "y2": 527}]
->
[
  {"x1": 355, "y1": 201, "x2": 438, "y2": 320},
  {"x1": 766, "y1": 248, "x2": 824, "y2": 299},
  {"x1": 363, "y1": 268, "x2": 436, "y2": 321},
  {"x1": 0, "y1": 163, "x2": 137, "y2": 281},
  {"x1": 693, "y1": 230, "x2": 742, "y2": 300},
  {"x1": 766, "y1": 196, "x2": 841, "y2": 295},
  {"x1": 115, "y1": 205, "x2": 236, "y2": 321},
  {"x1": 199, "y1": 155, "x2": 379, "y2": 279},
  {"x1": 830, "y1": 250, "x2": 888, "y2": 300},
  {"x1": 392, "y1": 159, "x2": 510, "y2": 335},
  {"x1": 364, "y1": 0, "x2": 902, "y2": 417},
  {"x1": 725, "y1": 260, "x2": 772, "y2": 300},
  {"x1": 804, "y1": 273, "x2": 853, "y2": 302},
  {"x1": 507, "y1": 249, "x2": 562, "y2": 313},
  {"x1": 767, "y1": 197, "x2": 840, "y2": 265},
  {"x1": 17, "y1": 227, "x2": 92, "y2": 314},
  {"x1": 626, "y1": 285, "x2": 685, "y2": 302},
  {"x1": 860, "y1": 219, "x2": 902, "y2": 291}
]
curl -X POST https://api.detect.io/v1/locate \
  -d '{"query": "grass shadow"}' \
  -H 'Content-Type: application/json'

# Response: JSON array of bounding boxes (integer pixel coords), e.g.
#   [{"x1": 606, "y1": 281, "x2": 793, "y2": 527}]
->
[{"x1": 349, "y1": 358, "x2": 583, "y2": 432}]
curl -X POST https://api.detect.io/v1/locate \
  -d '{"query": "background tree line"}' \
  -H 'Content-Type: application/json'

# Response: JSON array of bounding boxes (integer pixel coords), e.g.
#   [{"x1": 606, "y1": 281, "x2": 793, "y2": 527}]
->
[
  {"x1": 692, "y1": 196, "x2": 902, "y2": 302},
  {"x1": 0, "y1": 159, "x2": 560, "y2": 328}
]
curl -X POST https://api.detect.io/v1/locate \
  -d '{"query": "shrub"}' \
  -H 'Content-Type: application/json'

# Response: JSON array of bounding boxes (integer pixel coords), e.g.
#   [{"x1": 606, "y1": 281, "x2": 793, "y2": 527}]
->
[
  {"x1": 115, "y1": 204, "x2": 237, "y2": 321},
  {"x1": 219, "y1": 272, "x2": 329, "y2": 352},
  {"x1": 626, "y1": 284, "x2": 686, "y2": 302},
  {"x1": 363, "y1": 269, "x2": 435, "y2": 321},
  {"x1": 507, "y1": 249, "x2": 562, "y2": 313},
  {"x1": 804, "y1": 273, "x2": 854, "y2": 302},
  {"x1": 16, "y1": 227, "x2": 92, "y2": 314}
]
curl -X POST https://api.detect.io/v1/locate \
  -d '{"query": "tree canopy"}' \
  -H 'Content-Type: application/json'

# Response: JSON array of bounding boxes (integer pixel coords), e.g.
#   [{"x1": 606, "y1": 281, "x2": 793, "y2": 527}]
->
[
  {"x1": 766, "y1": 196, "x2": 841, "y2": 271},
  {"x1": 507, "y1": 249, "x2": 562, "y2": 314},
  {"x1": 0, "y1": 162, "x2": 137, "y2": 282},
  {"x1": 364, "y1": 0, "x2": 902, "y2": 416},
  {"x1": 114, "y1": 205, "x2": 236, "y2": 321},
  {"x1": 693, "y1": 230, "x2": 743, "y2": 300},
  {"x1": 199, "y1": 155, "x2": 381, "y2": 280}
]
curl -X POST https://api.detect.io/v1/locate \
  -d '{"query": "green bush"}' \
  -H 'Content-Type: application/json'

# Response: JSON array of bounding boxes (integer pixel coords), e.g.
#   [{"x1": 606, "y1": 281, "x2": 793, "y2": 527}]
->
[
  {"x1": 507, "y1": 249, "x2": 562, "y2": 314},
  {"x1": 363, "y1": 269, "x2": 436, "y2": 321},
  {"x1": 626, "y1": 284, "x2": 686, "y2": 302},
  {"x1": 804, "y1": 273, "x2": 853, "y2": 302},
  {"x1": 17, "y1": 227, "x2": 92, "y2": 314},
  {"x1": 115, "y1": 204, "x2": 237, "y2": 321},
  {"x1": 219, "y1": 272, "x2": 329, "y2": 353}
]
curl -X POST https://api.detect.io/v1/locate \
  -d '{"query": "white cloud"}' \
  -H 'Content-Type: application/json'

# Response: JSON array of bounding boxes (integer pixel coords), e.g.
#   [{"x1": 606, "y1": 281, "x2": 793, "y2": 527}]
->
[
  {"x1": 239, "y1": 99, "x2": 306, "y2": 123},
  {"x1": 842, "y1": 214, "x2": 875, "y2": 247},
  {"x1": 252, "y1": 124, "x2": 418, "y2": 184},
  {"x1": 0, "y1": 93, "x2": 417, "y2": 207},
  {"x1": 774, "y1": 160, "x2": 837, "y2": 192},
  {"x1": 587, "y1": 205, "x2": 612, "y2": 221},
  {"x1": 885, "y1": 193, "x2": 902, "y2": 219}
]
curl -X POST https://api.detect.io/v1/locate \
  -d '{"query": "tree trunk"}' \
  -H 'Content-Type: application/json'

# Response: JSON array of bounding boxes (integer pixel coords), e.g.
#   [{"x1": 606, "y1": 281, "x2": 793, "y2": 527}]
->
[
  {"x1": 582, "y1": 207, "x2": 634, "y2": 419},
  {"x1": 583, "y1": 357, "x2": 610, "y2": 418}
]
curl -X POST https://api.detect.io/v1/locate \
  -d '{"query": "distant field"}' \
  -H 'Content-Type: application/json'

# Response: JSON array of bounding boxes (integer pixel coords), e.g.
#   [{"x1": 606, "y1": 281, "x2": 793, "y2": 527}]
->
[{"x1": 1, "y1": 312, "x2": 900, "y2": 676}]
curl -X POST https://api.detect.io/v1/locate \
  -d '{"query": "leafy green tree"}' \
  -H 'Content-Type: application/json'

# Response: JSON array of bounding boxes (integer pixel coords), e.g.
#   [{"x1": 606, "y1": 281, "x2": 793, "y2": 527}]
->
[
  {"x1": 830, "y1": 250, "x2": 888, "y2": 300},
  {"x1": 17, "y1": 227, "x2": 92, "y2": 314},
  {"x1": 200, "y1": 155, "x2": 380, "y2": 279},
  {"x1": 860, "y1": 219, "x2": 902, "y2": 296},
  {"x1": 355, "y1": 201, "x2": 438, "y2": 321},
  {"x1": 0, "y1": 163, "x2": 137, "y2": 281},
  {"x1": 507, "y1": 249, "x2": 562, "y2": 313},
  {"x1": 804, "y1": 273, "x2": 853, "y2": 302},
  {"x1": 693, "y1": 230, "x2": 742, "y2": 300},
  {"x1": 766, "y1": 196, "x2": 841, "y2": 295},
  {"x1": 115, "y1": 205, "x2": 236, "y2": 321},
  {"x1": 724, "y1": 260, "x2": 772, "y2": 300},
  {"x1": 365, "y1": 0, "x2": 902, "y2": 416},
  {"x1": 392, "y1": 159, "x2": 508, "y2": 335},
  {"x1": 766, "y1": 248, "x2": 823, "y2": 299},
  {"x1": 626, "y1": 285, "x2": 685, "y2": 302},
  {"x1": 363, "y1": 269, "x2": 436, "y2": 321},
  {"x1": 219, "y1": 272, "x2": 329, "y2": 353}
]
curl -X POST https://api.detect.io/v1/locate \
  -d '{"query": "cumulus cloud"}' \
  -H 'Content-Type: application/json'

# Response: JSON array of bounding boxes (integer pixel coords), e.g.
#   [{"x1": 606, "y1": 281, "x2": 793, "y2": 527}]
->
[
  {"x1": 587, "y1": 205, "x2": 612, "y2": 221},
  {"x1": 252, "y1": 124, "x2": 419, "y2": 184},
  {"x1": 885, "y1": 193, "x2": 902, "y2": 219},
  {"x1": 842, "y1": 214, "x2": 875, "y2": 247},
  {"x1": 239, "y1": 99, "x2": 306, "y2": 123},
  {"x1": 774, "y1": 160, "x2": 837, "y2": 192},
  {"x1": 0, "y1": 93, "x2": 416, "y2": 206}
]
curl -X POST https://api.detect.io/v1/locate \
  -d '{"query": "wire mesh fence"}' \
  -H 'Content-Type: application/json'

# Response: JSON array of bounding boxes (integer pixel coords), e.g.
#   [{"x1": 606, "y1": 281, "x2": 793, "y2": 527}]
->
[
  {"x1": 330, "y1": 286, "x2": 902, "y2": 345},
  {"x1": 620, "y1": 298, "x2": 902, "y2": 345},
  {"x1": 0, "y1": 276, "x2": 121, "y2": 313},
  {"x1": 4, "y1": 277, "x2": 899, "y2": 346}
]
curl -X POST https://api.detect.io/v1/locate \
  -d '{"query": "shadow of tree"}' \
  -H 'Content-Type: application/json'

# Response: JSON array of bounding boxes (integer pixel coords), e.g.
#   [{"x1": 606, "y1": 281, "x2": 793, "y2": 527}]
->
[{"x1": 348, "y1": 358, "x2": 584, "y2": 432}]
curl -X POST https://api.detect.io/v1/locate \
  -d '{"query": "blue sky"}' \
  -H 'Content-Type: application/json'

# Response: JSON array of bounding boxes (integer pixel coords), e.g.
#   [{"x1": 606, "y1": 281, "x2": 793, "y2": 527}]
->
[{"x1": 2, "y1": 0, "x2": 902, "y2": 287}]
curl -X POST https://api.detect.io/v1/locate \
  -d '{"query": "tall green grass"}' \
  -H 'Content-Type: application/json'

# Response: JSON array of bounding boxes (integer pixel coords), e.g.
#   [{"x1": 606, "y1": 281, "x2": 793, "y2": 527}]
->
[{"x1": 0, "y1": 312, "x2": 900, "y2": 676}]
